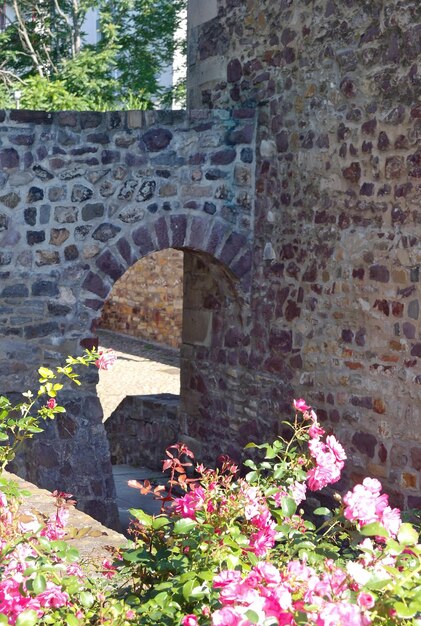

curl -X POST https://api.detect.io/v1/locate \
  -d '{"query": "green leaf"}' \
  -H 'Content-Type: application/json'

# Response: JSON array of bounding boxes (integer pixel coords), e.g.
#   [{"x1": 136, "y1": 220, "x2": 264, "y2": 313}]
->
[
  {"x1": 281, "y1": 496, "x2": 297, "y2": 517},
  {"x1": 32, "y1": 574, "x2": 46, "y2": 595},
  {"x1": 264, "y1": 447, "x2": 277, "y2": 459},
  {"x1": 245, "y1": 470, "x2": 258, "y2": 483},
  {"x1": 364, "y1": 572, "x2": 391, "y2": 590},
  {"x1": 79, "y1": 592, "x2": 95, "y2": 609},
  {"x1": 0, "y1": 615, "x2": 9, "y2": 625},
  {"x1": 0, "y1": 432, "x2": 9, "y2": 441},
  {"x1": 128, "y1": 508, "x2": 153, "y2": 526},
  {"x1": 313, "y1": 507, "x2": 332, "y2": 516},
  {"x1": 245, "y1": 609, "x2": 260, "y2": 623},
  {"x1": 16, "y1": 611, "x2": 39, "y2": 626},
  {"x1": 182, "y1": 578, "x2": 197, "y2": 601},
  {"x1": 38, "y1": 367, "x2": 54, "y2": 380},
  {"x1": 173, "y1": 518, "x2": 197, "y2": 534},
  {"x1": 66, "y1": 616, "x2": 80, "y2": 626},
  {"x1": 397, "y1": 523, "x2": 419, "y2": 546},
  {"x1": 394, "y1": 603, "x2": 417, "y2": 619},
  {"x1": 152, "y1": 516, "x2": 170, "y2": 530},
  {"x1": 26, "y1": 426, "x2": 43, "y2": 434},
  {"x1": 360, "y1": 522, "x2": 389, "y2": 538}
]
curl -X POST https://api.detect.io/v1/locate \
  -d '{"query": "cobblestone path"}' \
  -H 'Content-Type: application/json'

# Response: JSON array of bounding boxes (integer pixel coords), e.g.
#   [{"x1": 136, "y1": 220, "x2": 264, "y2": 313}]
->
[{"x1": 96, "y1": 329, "x2": 180, "y2": 421}]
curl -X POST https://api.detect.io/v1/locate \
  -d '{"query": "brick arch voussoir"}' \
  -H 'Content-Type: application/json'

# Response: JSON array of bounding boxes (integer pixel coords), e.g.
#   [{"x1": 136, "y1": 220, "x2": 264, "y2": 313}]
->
[
  {"x1": 81, "y1": 212, "x2": 252, "y2": 318},
  {"x1": 130, "y1": 212, "x2": 253, "y2": 291}
]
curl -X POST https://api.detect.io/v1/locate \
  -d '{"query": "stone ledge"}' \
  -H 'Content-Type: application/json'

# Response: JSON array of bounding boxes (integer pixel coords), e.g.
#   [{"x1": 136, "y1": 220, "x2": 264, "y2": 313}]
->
[{"x1": 3, "y1": 471, "x2": 125, "y2": 560}]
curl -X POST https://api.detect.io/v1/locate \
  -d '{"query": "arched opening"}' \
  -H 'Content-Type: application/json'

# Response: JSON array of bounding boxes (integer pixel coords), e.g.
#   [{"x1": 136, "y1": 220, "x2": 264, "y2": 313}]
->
[
  {"x1": 95, "y1": 248, "x2": 184, "y2": 527},
  {"x1": 92, "y1": 245, "x2": 244, "y2": 529}
]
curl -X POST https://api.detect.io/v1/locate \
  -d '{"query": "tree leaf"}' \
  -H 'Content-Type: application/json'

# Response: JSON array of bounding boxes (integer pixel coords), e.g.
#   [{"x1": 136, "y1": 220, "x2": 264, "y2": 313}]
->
[
  {"x1": 394, "y1": 602, "x2": 417, "y2": 618},
  {"x1": 128, "y1": 508, "x2": 153, "y2": 527},
  {"x1": 79, "y1": 592, "x2": 95, "y2": 609},
  {"x1": 152, "y1": 516, "x2": 170, "y2": 530}
]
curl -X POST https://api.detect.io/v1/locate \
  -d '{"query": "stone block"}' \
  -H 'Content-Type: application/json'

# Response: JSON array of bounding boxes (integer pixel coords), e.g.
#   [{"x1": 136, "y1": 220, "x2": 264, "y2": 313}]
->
[
  {"x1": 188, "y1": 0, "x2": 218, "y2": 28},
  {"x1": 182, "y1": 308, "x2": 212, "y2": 346}
]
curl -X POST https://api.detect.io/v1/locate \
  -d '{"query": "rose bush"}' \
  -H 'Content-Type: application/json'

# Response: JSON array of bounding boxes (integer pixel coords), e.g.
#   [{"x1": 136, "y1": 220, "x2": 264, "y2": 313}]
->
[{"x1": 0, "y1": 352, "x2": 420, "y2": 625}]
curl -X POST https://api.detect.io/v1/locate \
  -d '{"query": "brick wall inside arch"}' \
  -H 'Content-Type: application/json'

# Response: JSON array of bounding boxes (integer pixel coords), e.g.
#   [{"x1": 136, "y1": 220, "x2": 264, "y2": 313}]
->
[{"x1": 98, "y1": 248, "x2": 184, "y2": 349}]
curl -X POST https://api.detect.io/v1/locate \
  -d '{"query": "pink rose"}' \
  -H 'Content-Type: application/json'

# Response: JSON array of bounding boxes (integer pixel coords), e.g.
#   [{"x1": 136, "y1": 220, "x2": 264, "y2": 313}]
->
[
  {"x1": 182, "y1": 615, "x2": 199, "y2": 626},
  {"x1": 46, "y1": 398, "x2": 57, "y2": 409},
  {"x1": 293, "y1": 398, "x2": 311, "y2": 412},
  {"x1": 357, "y1": 592, "x2": 375, "y2": 609},
  {"x1": 95, "y1": 350, "x2": 117, "y2": 370}
]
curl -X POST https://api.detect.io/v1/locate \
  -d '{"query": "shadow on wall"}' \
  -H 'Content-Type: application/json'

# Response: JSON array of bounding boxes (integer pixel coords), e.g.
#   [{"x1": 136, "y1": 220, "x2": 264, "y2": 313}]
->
[{"x1": 105, "y1": 393, "x2": 180, "y2": 470}]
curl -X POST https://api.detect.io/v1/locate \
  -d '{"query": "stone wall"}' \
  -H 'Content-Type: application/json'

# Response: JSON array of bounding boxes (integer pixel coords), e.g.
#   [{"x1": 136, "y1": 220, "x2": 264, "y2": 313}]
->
[
  {"x1": 0, "y1": 108, "x2": 256, "y2": 525},
  {"x1": 105, "y1": 393, "x2": 180, "y2": 469},
  {"x1": 99, "y1": 248, "x2": 183, "y2": 349},
  {"x1": 187, "y1": 0, "x2": 421, "y2": 507},
  {"x1": 2, "y1": 0, "x2": 420, "y2": 520}
]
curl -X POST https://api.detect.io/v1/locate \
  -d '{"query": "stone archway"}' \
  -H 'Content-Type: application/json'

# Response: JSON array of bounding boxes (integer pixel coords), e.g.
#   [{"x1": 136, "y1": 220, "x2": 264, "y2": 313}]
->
[{"x1": 0, "y1": 108, "x2": 256, "y2": 525}]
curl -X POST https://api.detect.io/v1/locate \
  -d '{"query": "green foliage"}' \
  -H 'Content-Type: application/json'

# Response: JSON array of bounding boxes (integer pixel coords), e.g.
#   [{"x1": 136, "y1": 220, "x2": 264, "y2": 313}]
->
[
  {"x1": 0, "y1": 350, "x2": 101, "y2": 472},
  {"x1": 2, "y1": 366, "x2": 421, "y2": 624},
  {"x1": 0, "y1": 0, "x2": 186, "y2": 110}
]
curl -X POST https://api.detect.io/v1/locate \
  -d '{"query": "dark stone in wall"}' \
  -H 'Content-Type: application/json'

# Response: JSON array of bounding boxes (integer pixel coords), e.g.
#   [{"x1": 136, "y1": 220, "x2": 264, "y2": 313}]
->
[
  {"x1": 0, "y1": 192, "x2": 20, "y2": 208},
  {"x1": 31, "y1": 280, "x2": 59, "y2": 297},
  {"x1": 27, "y1": 231, "x2": 45, "y2": 245},
  {"x1": 0, "y1": 148, "x2": 19, "y2": 170},
  {"x1": 82, "y1": 203, "x2": 105, "y2": 221},
  {"x1": 141, "y1": 128, "x2": 173, "y2": 152},
  {"x1": 10, "y1": 110, "x2": 52, "y2": 124},
  {"x1": 27, "y1": 187, "x2": 44, "y2": 202},
  {"x1": 92, "y1": 223, "x2": 121, "y2": 242}
]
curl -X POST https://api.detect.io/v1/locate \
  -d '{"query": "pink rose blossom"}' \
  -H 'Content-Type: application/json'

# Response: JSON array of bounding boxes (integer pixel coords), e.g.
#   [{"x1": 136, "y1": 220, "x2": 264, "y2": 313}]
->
[
  {"x1": 316, "y1": 601, "x2": 371, "y2": 626},
  {"x1": 381, "y1": 506, "x2": 401, "y2": 537},
  {"x1": 102, "y1": 558, "x2": 117, "y2": 579},
  {"x1": 214, "y1": 570, "x2": 243, "y2": 588},
  {"x1": 255, "y1": 562, "x2": 281, "y2": 584},
  {"x1": 46, "y1": 398, "x2": 57, "y2": 409},
  {"x1": 306, "y1": 462, "x2": 341, "y2": 491},
  {"x1": 325, "y1": 435, "x2": 346, "y2": 463},
  {"x1": 293, "y1": 398, "x2": 311, "y2": 412},
  {"x1": 182, "y1": 615, "x2": 199, "y2": 626},
  {"x1": 212, "y1": 606, "x2": 250, "y2": 626},
  {"x1": 343, "y1": 478, "x2": 401, "y2": 537},
  {"x1": 173, "y1": 486, "x2": 206, "y2": 520},
  {"x1": 248, "y1": 524, "x2": 277, "y2": 557},
  {"x1": 309, "y1": 422, "x2": 325, "y2": 438},
  {"x1": 37, "y1": 583, "x2": 69, "y2": 608},
  {"x1": 290, "y1": 480, "x2": 307, "y2": 506},
  {"x1": 95, "y1": 350, "x2": 117, "y2": 370},
  {"x1": 357, "y1": 592, "x2": 375, "y2": 609}
]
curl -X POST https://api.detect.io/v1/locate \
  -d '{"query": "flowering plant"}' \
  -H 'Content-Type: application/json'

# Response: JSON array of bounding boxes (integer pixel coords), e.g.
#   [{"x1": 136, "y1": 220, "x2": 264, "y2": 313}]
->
[
  {"x1": 0, "y1": 364, "x2": 420, "y2": 626},
  {"x1": 0, "y1": 349, "x2": 116, "y2": 474},
  {"x1": 117, "y1": 400, "x2": 421, "y2": 625}
]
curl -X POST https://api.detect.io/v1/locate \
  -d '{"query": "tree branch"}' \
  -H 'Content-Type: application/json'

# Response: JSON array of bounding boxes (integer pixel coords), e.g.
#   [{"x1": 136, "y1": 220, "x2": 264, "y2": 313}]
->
[
  {"x1": 0, "y1": 66, "x2": 24, "y2": 86},
  {"x1": 11, "y1": 0, "x2": 44, "y2": 76}
]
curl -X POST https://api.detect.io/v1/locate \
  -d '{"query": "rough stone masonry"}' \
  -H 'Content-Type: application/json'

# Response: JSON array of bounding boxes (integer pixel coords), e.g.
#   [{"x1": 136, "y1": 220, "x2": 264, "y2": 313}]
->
[
  {"x1": 187, "y1": 0, "x2": 421, "y2": 508},
  {"x1": 1, "y1": 0, "x2": 421, "y2": 525},
  {"x1": 0, "y1": 108, "x2": 256, "y2": 526}
]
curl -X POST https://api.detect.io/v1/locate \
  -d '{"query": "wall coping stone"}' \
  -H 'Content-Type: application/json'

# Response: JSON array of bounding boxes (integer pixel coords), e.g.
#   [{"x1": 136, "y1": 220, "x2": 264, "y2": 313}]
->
[{"x1": 3, "y1": 471, "x2": 125, "y2": 560}]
